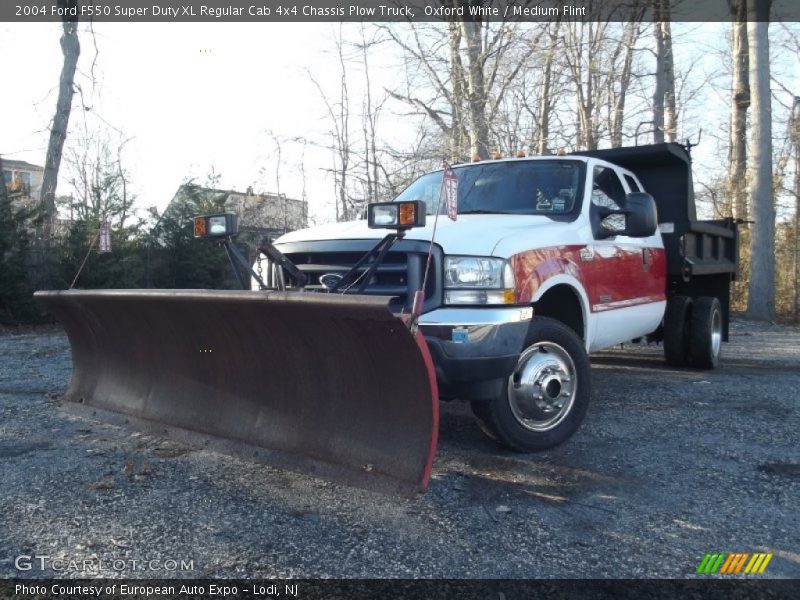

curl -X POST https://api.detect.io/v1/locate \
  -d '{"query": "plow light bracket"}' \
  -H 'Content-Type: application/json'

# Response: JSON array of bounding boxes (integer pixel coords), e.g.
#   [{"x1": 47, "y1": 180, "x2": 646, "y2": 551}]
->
[
  {"x1": 194, "y1": 213, "x2": 239, "y2": 238},
  {"x1": 368, "y1": 201, "x2": 426, "y2": 230}
]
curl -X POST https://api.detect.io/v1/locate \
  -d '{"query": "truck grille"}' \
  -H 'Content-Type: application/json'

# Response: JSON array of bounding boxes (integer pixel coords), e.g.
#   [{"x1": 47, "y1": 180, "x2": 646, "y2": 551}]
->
[{"x1": 276, "y1": 239, "x2": 442, "y2": 312}]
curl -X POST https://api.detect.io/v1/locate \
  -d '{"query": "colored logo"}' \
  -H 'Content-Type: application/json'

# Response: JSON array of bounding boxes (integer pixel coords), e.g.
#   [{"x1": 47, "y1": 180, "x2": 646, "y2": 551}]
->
[
  {"x1": 696, "y1": 552, "x2": 773, "y2": 575},
  {"x1": 319, "y1": 273, "x2": 344, "y2": 290}
]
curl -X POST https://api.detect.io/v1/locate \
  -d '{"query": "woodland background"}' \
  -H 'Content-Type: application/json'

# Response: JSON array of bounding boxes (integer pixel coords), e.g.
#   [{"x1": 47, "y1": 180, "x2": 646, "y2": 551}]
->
[{"x1": 1, "y1": 1, "x2": 798, "y2": 325}]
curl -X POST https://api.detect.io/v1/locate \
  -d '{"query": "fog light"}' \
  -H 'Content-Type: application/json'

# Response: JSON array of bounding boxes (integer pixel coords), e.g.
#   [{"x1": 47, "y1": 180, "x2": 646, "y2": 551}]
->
[
  {"x1": 368, "y1": 200, "x2": 426, "y2": 230},
  {"x1": 193, "y1": 213, "x2": 238, "y2": 238}
]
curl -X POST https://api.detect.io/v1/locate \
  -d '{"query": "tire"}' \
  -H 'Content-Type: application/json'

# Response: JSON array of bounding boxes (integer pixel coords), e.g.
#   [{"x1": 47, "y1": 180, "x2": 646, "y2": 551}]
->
[
  {"x1": 663, "y1": 295, "x2": 692, "y2": 367},
  {"x1": 470, "y1": 316, "x2": 591, "y2": 452},
  {"x1": 688, "y1": 296, "x2": 723, "y2": 369}
]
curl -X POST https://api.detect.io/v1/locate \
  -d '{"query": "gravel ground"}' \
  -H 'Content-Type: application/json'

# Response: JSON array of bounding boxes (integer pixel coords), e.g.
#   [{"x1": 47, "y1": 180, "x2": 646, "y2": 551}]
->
[{"x1": 0, "y1": 318, "x2": 798, "y2": 579}]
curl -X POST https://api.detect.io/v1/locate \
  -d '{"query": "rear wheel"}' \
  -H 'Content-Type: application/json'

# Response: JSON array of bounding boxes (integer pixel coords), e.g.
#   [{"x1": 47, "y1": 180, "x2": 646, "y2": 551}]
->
[
  {"x1": 471, "y1": 317, "x2": 591, "y2": 451},
  {"x1": 688, "y1": 296, "x2": 723, "y2": 369},
  {"x1": 663, "y1": 295, "x2": 692, "y2": 367}
]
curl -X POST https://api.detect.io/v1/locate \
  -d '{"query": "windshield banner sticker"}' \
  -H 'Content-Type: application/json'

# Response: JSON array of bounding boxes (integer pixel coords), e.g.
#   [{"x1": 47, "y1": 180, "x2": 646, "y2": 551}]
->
[{"x1": 443, "y1": 166, "x2": 458, "y2": 221}]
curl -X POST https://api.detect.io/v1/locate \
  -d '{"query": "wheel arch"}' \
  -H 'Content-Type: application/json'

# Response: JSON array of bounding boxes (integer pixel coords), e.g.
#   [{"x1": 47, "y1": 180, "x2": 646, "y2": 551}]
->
[{"x1": 531, "y1": 277, "x2": 591, "y2": 350}]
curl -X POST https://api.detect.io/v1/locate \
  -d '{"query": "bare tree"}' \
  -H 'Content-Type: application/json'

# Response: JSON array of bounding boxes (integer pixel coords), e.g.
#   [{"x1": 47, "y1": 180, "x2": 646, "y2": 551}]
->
[
  {"x1": 728, "y1": 0, "x2": 750, "y2": 223},
  {"x1": 308, "y1": 26, "x2": 354, "y2": 221},
  {"x1": 791, "y1": 96, "x2": 800, "y2": 321},
  {"x1": 562, "y1": 7, "x2": 646, "y2": 151},
  {"x1": 607, "y1": 15, "x2": 645, "y2": 147},
  {"x1": 653, "y1": 0, "x2": 677, "y2": 143},
  {"x1": 534, "y1": 23, "x2": 562, "y2": 154},
  {"x1": 745, "y1": 1, "x2": 776, "y2": 321},
  {"x1": 385, "y1": 10, "x2": 535, "y2": 160},
  {"x1": 562, "y1": 19, "x2": 608, "y2": 150},
  {"x1": 41, "y1": 7, "x2": 80, "y2": 209},
  {"x1": 355, "y1": 25, "x2": 388, "y2": 204},
  {"x1": 63, "y1": 133, "x2": 134, "y2": 228},
  {"x1": 40, "y1": 0, "x2": 80, "y2": 252},
  {"x1": 490, "y1": 23, "x2": 559, "y2": 155}
]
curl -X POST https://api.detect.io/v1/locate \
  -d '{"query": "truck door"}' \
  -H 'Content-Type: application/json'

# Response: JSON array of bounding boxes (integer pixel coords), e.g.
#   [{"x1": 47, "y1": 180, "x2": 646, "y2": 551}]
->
[{"x1": 584, "y1": 165, "x2": 665, "y2": 349}]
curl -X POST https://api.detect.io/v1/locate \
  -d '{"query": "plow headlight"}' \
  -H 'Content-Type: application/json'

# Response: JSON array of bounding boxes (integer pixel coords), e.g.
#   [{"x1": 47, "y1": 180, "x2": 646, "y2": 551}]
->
[
  {"x1": 444, "y1": 256, "x2": 516, "y2": 305},
  {"x1": 193, "y1": 213, "x2": 238, "y2": 238},
  {"x1": 367, "y1": 201, "x2": 426, "y2": 230}
]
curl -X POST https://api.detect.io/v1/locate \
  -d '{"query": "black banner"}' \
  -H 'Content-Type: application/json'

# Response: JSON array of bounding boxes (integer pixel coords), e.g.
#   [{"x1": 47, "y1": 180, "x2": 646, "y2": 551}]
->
[
  {"x1": 3, "y1": 0, "x2": 800, "y2": 23},
  {"x1": 2, "y1": 579, "x2": 800, "y2": 600}
]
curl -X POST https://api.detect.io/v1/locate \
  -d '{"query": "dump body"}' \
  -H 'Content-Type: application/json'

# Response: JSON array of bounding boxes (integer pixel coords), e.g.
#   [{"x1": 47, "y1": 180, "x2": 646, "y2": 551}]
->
[{"x1": 35, "y1": 289, "x2": 439, "y2": 495}]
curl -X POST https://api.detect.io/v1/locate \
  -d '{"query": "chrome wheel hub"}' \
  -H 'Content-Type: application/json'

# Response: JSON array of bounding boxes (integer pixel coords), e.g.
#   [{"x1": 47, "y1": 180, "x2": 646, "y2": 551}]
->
[{"x1": 508, "y1": 341, "x2": 577, "y2": 432}]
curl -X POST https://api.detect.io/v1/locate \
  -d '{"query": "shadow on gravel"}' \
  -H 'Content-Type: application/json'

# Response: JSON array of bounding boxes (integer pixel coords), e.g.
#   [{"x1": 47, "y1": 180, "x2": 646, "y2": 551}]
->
[
  {"x1": 445, "y1": 456, "x2": 626, "y2": 511},
  {"x1": 0, "y1": 440, "x2": 53, "y2": 458},
  {"x1": 759, "y1": 463, "x2": 800, "y2": 478}
]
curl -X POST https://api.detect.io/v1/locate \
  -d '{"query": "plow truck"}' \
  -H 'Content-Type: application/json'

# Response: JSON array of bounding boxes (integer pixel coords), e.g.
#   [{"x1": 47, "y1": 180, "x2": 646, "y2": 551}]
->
[{"x1": 36, "y1": 142, "x2": 738, "y2": 495}]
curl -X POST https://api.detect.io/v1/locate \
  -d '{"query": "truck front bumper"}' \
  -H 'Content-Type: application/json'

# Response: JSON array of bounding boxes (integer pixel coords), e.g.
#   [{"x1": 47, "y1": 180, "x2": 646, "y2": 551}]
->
[{"x1": 418, "y1": 306, "x2": 533, "y2": 401}]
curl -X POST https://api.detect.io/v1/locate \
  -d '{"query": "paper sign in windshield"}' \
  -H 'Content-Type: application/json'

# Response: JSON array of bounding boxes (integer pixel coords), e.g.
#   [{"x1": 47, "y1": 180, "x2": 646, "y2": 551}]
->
[
  {"x1": 98, "y1": 221, "x2": 112, "y2": 253},
  {"x1": 443, "y1": 167, "x2": 458, "y2": 222}
]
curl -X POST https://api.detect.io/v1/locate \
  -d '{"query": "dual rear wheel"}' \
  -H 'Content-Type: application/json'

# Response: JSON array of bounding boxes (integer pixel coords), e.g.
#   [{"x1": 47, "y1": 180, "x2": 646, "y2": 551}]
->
[{"x1": 663, "y1": 295, "x2": 723, "y2": 369}]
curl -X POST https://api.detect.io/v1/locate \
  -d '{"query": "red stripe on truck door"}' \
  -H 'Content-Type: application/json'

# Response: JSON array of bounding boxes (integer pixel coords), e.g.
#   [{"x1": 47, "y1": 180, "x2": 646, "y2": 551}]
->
[{"x1": 510, "y1": 244, "x2": 666, "y2": 312}]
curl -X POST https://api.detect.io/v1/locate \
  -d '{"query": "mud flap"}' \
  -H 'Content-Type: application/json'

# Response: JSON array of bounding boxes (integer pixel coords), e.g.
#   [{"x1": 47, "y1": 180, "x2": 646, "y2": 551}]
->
[{"x1": 35, "y1": 290, "x2": 439, "y2": 495}]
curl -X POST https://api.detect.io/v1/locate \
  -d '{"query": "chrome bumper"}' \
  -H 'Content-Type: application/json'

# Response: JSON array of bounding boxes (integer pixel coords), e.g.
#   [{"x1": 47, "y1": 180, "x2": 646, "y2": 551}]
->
[{"x1": 418, "y1": 307, "x2": 533, "y2": 400}]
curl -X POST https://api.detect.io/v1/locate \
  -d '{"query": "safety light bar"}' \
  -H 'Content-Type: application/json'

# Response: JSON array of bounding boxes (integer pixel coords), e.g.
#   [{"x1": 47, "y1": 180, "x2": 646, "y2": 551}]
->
[
  {"x1": 367, "y1": 200, "x2": 426, "y2": 230},
  {"x1": 194, "y1": 213, "x2": 238, "y2": 238}
]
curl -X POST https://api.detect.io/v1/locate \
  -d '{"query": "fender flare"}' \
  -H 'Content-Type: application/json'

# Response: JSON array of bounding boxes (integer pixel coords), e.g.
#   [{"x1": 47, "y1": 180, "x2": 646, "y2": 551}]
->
[{"x1": 531, "y1": 274, "x2": 593, "y2": 351}]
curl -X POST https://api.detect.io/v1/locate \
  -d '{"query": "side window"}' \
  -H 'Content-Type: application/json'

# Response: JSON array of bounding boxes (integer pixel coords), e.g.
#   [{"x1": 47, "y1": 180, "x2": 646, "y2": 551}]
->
[
  {"x1": 624, "y1": 174, "x2": 641, "y2": 192},
  {"x1": 592, "y1": 166, "x2": 627, "y2": 236},
  {"x1": 591, "y1": 166, "x2": 626, "y2": 210}
]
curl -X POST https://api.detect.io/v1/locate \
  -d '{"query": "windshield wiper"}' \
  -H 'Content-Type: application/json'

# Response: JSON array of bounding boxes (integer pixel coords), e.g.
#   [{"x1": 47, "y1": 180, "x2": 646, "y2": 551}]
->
[{"x1": 458, "y1": 209, "x2": 517, "y2": 215}]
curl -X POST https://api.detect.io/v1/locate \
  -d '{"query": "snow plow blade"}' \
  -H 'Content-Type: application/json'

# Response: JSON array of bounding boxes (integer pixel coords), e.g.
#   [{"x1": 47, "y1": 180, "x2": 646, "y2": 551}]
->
[{"x1": 34, "y1": 289, "x2": 439, "y2": 495}]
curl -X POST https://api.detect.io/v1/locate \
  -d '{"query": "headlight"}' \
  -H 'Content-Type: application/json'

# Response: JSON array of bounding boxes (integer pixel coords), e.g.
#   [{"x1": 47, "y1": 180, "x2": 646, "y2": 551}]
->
[
  {"x1": 444, "y1": 256, "x2": 516, "y2": 305},
  {"x1": 445, "y1": 257, "x2": 503, "y2": 287}
]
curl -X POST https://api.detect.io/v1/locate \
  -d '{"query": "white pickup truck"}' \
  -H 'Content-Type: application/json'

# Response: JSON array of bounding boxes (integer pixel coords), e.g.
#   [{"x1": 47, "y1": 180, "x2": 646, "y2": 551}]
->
[{"x1": 268, "y1": 143, "x2": 739, "y2": 451}]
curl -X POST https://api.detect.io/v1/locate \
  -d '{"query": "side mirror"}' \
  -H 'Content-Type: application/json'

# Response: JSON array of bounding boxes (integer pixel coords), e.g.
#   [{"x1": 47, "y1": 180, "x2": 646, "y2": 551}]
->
[
  {"x1": 622, "y1": 192, "x2": 658, "y2": 237},
  {"x1": 593, "y1": 192, "x2": 657, "y2": 239}
]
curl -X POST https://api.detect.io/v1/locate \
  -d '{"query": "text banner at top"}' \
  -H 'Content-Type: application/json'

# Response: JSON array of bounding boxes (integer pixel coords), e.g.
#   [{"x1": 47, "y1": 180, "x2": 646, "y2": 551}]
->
[{"x1": 4, "y1": 0, "x2": 800, "y2": 23}]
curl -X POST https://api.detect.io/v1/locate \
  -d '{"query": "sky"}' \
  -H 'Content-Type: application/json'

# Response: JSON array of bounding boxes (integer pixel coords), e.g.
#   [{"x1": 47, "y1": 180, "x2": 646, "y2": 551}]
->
[
  {"x1": 2, "y1": 22, "x2": 413, "y2": 223},
  {"x1": 1, "y1": 21, "x2": 796, "y2": 224}
]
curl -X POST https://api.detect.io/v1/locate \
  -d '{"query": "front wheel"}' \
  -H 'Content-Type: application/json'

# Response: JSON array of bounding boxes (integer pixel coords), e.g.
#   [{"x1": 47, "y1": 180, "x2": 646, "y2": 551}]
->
[{"x1": 471, "y1": 317, "x2": 591, "y2": 451}]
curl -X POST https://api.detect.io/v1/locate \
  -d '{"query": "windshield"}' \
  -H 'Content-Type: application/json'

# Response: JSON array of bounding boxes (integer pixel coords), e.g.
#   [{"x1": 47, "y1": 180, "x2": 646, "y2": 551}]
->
[{"x1": 394, "y1": 160, "x2": 584, "y2": 216}]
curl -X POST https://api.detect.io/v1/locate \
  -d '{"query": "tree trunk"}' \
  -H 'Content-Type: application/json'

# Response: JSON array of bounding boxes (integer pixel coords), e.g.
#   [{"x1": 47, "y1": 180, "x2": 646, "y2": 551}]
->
[
  {"x1": 536, "y1": 42, "x2": 554, "y2": 155},
  {"x1": 610, "y1": 20, "x2": 642, "y2": 148},
  {"x1": 653, "y1": 0, "x2": 676, "y2": 143},
  {"x1": 792, "y1": 96, "x2": 800, "y2": 322},
  {"x1": 40, "y1": 4, "x2": 80, "y2": 235},
  {"x1": 460, "y1": 19, "x2": 490, "y2": 160},
  {"x1": 729, "y1": 0, "x2": 750, "y2": 223},
  {"x1": 745, "y1": 7, "x2": 776, "y2": 321},
  {"x1": 447, "y1": 20, "x2": 467, "y2": 160}
]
